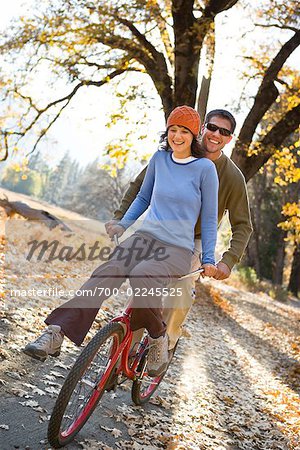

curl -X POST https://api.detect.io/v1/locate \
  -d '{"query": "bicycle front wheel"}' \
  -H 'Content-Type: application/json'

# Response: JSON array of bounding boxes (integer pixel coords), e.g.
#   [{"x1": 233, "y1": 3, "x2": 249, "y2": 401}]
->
[
  {"x1": 131, "y1": 341, "x2": 177, "y2": 405},
  {"x1": 48, "y1": 322, "x2": 124, "y2": 448}
]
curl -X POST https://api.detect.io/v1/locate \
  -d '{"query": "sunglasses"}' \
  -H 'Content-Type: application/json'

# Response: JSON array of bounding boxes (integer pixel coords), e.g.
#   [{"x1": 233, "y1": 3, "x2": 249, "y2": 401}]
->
[{"x1": 205, "y1": 122, "x2": 232, "y2": 137}]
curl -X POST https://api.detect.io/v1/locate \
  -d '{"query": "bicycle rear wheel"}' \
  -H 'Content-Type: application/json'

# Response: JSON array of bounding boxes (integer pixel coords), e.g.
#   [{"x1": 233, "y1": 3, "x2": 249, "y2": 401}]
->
[
  {"x1": 48, "y1": 322, "x2": 124, "y2": 448},
  {"x1": 131, "y1": 340, "x2": 177, "y2": 405}
]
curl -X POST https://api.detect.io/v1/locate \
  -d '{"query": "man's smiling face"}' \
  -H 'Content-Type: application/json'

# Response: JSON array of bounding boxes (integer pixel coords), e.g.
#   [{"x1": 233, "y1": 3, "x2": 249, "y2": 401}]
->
[{"x1": 201, "y1": 115, "x2": 233, "y2": 159}]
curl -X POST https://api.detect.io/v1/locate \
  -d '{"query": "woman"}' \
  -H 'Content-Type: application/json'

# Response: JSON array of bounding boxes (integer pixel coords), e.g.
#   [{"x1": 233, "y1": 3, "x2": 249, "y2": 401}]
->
[{"x1": 23, "y1": 106, "x2": 219, "y2": 377}]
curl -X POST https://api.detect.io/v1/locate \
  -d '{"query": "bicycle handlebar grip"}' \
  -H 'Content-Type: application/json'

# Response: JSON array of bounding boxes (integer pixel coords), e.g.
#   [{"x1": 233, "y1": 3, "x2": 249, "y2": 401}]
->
[
  {"x1": 178, "y1": 268, "x2": 204, "y2": 280},
  {"x1": 113, "y1": 234, "x2": 119, "y2": 247}
]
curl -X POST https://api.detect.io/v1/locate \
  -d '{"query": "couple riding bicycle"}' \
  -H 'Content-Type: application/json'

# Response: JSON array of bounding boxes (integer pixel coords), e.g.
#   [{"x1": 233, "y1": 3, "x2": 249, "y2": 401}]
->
[{"x1": 23, "y1": 105, "x2": 252, "y2": 379}]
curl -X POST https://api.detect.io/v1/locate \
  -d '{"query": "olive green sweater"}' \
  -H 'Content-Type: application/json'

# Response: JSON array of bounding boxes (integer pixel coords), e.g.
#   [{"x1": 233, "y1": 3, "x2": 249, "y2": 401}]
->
[{"x1": 113, "y1": 153, "x2": 253, "y2": 270}]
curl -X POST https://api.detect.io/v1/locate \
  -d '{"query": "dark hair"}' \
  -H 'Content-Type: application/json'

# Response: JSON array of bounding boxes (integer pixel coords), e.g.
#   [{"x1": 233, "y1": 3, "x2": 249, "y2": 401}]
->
[
  {"x1": 159, "y1": 129, "x2": 205, "y2": 158},
  {"x1": 205, "y1": 109, "x2": 236, "y2": 133}
]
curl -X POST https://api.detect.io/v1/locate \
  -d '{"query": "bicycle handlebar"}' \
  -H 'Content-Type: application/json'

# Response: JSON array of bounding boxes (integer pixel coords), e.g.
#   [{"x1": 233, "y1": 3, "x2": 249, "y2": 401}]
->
[{"x1": 177, "y1": 268, "x2": 204, "y2": 280}]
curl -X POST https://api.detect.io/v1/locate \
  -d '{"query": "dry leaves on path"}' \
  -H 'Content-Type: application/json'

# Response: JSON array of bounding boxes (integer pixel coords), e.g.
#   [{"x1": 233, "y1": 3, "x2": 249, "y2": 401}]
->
[{"x1": 1, "y1": 221, "x2": 300, "y2": 449}]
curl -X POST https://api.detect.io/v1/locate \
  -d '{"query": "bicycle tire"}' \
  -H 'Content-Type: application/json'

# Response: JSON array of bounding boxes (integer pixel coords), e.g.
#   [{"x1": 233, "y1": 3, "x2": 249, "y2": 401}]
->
[
  {"x1": 47, "y1": 322, "x2": 124, "y2": 448},
  {"x1": 131, "y1": 341, "x2": 177, "y2": 406}
]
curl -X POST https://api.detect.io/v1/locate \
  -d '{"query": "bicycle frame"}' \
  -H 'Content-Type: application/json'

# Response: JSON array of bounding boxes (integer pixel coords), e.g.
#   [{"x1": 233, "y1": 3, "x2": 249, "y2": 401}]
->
[{"x1": 110, "y1": 304, "x2": 147, "y2": 381}]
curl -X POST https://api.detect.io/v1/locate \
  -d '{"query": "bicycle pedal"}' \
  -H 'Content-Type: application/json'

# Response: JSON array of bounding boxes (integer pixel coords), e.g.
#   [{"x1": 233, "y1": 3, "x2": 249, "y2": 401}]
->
[
  {"x1": 105, "y1": 373, "x2": 118, "y2": 392},
  {"x1": 105, "y1": 382, "x2": 117, "y2": 392}
]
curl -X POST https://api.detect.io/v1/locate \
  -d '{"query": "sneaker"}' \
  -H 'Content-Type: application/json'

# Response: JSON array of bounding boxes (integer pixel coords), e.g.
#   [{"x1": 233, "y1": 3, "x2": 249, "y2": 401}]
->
[
  {"x1": 147, "y1": 334, "x2": 169, "y2": 377},
  {"x1": 23, "y1": 325, "x2": 64, "y2": 362}
]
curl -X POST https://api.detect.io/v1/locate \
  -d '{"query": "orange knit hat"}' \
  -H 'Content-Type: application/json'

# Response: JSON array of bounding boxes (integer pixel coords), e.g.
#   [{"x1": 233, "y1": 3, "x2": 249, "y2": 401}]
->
[{"x1": 166, "y1": 105, "x2": 201, "y2": 136}]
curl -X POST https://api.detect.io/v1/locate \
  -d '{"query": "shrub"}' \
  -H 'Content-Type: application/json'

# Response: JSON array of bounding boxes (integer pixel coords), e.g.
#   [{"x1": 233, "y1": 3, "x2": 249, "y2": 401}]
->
[{"x1": 235, "y1": 266, "x2": 259, "y2": 289}]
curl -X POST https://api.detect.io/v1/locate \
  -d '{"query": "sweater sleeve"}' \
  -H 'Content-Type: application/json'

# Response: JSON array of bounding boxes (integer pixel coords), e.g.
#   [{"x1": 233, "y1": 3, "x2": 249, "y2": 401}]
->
[
  {"x1": 221, "y1": 176, "x2": 253, "y2": 269},
  {"x1": 113, "y1": 167, "x2": 147, "y2": 220},
  {"x1": 119, "y1": 154, "x2": 156, "y2": 229},
  {"x1": 200, "y1": 164, "x2": 219, "y2": 265}
]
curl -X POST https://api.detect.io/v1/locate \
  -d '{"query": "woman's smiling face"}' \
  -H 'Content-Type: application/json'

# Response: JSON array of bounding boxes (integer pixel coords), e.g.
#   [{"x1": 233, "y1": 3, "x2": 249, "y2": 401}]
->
[{"x1": 167, "y1": 125, "x2": 193, "y2": 158}]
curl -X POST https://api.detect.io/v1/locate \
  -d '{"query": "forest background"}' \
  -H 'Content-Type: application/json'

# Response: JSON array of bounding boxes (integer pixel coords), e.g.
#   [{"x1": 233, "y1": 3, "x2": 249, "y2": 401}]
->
[{"x1": 0, "y1": 0, "x2": 299, "y2": 296}]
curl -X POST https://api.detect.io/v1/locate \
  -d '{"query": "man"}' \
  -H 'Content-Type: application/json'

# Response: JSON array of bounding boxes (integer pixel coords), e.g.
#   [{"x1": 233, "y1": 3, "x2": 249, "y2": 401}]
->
[{"x1": 106, "y1": 109, "x2": 253, "y2": 348}]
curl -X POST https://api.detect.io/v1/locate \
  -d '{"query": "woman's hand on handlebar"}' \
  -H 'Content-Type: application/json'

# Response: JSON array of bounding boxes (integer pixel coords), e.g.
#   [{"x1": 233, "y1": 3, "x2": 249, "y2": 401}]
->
[
  {"x1": 201, "y1": 263, "x2": 217, "y2": 278},
  {"x1": 106, "y1": 223, "x2": 125, "y2": 240},
  {"x1": 105, "y1": 219, "x2": 118, "y2": 235}
]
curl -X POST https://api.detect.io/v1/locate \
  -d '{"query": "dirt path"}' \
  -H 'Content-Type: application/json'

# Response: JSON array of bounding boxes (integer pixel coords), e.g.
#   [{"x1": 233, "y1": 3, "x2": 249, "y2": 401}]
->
[
  {"x1": 1, "y1": 191, "x2": 299, "y2": 449},
  {"x1": 1, "y1": 279, "x2": 300, "y2": 450}
]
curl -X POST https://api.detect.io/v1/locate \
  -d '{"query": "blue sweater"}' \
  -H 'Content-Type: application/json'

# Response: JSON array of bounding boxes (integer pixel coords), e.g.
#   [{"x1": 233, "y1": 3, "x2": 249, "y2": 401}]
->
[{"x1": 119, "y1": 150, "x2": 219, "y2": 264}]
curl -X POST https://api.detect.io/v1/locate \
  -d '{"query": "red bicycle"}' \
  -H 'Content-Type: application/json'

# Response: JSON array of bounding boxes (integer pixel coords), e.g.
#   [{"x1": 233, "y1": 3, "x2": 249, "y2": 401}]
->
[{"x1": 47, "y1": 242, "x2": 203, "y2": 448}]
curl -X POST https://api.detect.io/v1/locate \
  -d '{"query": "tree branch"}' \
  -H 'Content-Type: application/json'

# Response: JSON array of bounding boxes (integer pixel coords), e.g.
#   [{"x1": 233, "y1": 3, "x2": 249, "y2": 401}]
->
[
  {"x1": 254, "y1": 23, "x2": 299, "y2": 33},
  {"x1": 233, "y1": 103, "x2": 300, "y2": 181},
  {"x1": 0, "y1": 133, "x2": 9, "y2": 162},
  {"x1": 98, "y1": 29, "x2": 173, "y2": 115},
  {"x1": 232, "y1": 30, "x2": 300, "y2": 165},
  {"x1": 117, "y1": 17, "x2": 163, "y2": 63},
  {"x1": 202, "y1": 0, "x2": 239, "y2": 17},
  {"x1": 150, "y1": 0, "x2": 174, "y2": 64},
  {"x1": 4, "y1": 67, "x2": 134, "y2": 156}
]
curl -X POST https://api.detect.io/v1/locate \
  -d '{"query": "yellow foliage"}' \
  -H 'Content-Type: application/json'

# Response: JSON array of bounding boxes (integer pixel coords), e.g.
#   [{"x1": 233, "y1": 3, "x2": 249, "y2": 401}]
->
[
  {"x1": 273, "y1": 146, "x2": 300, "y2": 186},
  {"x1": 100, "y1": 141, "x2": 130, "y2": 177},
  {"x1": 278, "y1": 202, "x2": 300, "y2": 244},
  {"x1": 10, "y1": 158, "x2": 30, "y2": 176},
  {"x1": 109, "y1": 166, "x2": 117, "y2": 178}
]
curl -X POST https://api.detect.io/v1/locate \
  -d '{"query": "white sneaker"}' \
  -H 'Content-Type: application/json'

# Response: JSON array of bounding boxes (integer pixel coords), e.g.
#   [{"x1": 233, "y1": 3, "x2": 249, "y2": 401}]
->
[
  {"x1": 147, "y1": 334, "x2": 169, "y2": 377},
  {"x1": 23, "y1": 325, "x2": 64, "y2": 362}
]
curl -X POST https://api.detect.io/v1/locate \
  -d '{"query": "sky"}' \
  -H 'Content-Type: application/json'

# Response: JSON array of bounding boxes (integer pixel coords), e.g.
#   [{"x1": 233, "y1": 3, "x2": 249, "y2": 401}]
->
[{"x1": 0, "y1": 1, "x2": 299, "y2": 169}]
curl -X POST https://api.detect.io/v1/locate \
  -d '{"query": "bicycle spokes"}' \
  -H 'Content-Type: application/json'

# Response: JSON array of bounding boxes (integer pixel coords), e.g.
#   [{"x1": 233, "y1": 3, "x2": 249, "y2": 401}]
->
[{"x1": 60, "y1": 334, "x2": 117, "y2": 436}]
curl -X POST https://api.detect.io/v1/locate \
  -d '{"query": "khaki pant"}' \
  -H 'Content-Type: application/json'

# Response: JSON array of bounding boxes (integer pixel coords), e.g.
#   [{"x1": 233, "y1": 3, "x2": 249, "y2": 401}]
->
[
  {"x1": 131, "y1": 276, "x2": 195, "y2": 350},
  {"x1": 164, "y1": 276, "x2": 195, "y2": 348}
]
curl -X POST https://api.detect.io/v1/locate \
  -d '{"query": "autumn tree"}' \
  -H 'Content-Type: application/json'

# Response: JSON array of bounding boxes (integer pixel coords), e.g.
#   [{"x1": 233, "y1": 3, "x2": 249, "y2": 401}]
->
[
  {"x1": 245, "y1": 148, "x2": 299, "y2": 286},
  {"x1": 231, "y1": 1, "x2": 300, "y2": 179},
  {"x1": 1, "y1": 164, "x2": 43, "y2": 197},
  {"x1": 0, "y1": 0, "x2": 299, "y2": 182},
  {"x1": 44, "y1": 152, "x2": 73, "y2": 204},
  {"x1": 240, "y1": 46, "x2": 300, "y2": 293}
]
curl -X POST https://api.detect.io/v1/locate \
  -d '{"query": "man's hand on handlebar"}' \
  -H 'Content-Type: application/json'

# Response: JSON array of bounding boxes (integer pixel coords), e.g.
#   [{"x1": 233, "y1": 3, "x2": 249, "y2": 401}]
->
[{"x1": 213, "y1": 261, "x2": 231, "y2": 280}]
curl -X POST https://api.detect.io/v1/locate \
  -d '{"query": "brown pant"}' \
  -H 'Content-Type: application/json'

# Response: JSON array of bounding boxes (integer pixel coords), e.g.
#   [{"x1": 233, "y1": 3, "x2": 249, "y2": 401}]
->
[{"x1": 46, "y1": 232, "x2": 191, "y2": 345}]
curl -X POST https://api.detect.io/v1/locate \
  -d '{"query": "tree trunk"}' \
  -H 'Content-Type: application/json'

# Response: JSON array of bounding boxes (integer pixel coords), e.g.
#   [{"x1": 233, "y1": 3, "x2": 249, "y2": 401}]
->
[
  {"x1": 231, "y1": 30, "x2": 300, "y2": 180},
  {"x1": 197, "y1": 29, "x2": 215, "y2": 122},
  {"x1": 0, "y1": 197, "x2": 72, "y2": 232},
  {"x1": 248, "y1": 175, "x2": 267, "y2": 277},
  {"x1": 288, "y1": 244, "x2": 300, "y2": 297},
  {"x1": 172, "y1": 1, "x2": 212, "y2": 107},
  {"x1": 232, "y1": 104, "x2": 300, "y2": 181},
  {"x1": 248, "y1": 218, "x2": 261, "y2": 277},
  {"x1": 272, "y1": 229, "x2": 287, "y2": 285}
]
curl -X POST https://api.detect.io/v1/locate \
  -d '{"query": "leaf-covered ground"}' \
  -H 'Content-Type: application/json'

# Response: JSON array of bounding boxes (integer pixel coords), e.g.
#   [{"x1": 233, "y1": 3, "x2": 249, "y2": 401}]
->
[{"x1": 1, "y1": 211, "x2": 300, "y2": 449}]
